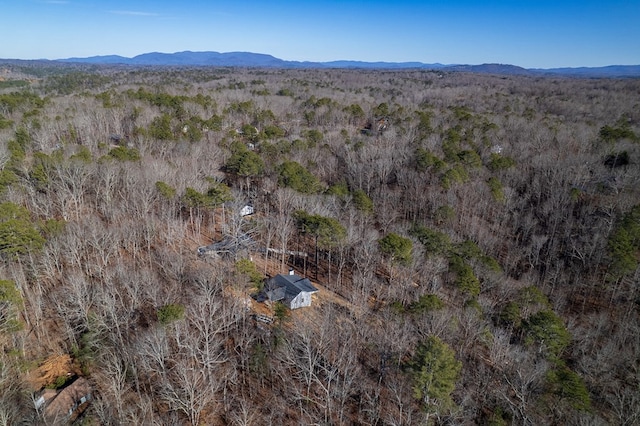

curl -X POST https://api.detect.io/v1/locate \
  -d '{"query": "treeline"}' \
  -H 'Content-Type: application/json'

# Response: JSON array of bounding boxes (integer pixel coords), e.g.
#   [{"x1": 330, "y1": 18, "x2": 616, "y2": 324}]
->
[{"x1": 0, "y1": 65, "x2": 638, "y2": 424}]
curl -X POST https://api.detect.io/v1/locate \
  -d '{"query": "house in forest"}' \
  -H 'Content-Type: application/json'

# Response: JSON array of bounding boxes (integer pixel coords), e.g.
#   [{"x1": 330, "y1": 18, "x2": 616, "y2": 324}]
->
[
  {"x1": 240, "y1": 203, "x2": 254, "y2": 217},
  {"x1": 197, "y1": 233, "x2": 256, "y2": 257},
  {"x1": 361, "y1": 116, "x2": 390, "y2": 135},
  {"x1": 263, "y1": 270, "x2": 318, "y2": 309},
  {"x1": 35, "y1": 377, "x2": 92, "y2": 424}
]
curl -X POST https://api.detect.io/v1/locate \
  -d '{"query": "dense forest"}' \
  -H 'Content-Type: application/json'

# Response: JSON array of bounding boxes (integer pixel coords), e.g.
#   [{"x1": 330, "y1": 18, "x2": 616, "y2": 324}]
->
[{"x1": 0, "y1": 62, "x2": 638, "y2": 425}]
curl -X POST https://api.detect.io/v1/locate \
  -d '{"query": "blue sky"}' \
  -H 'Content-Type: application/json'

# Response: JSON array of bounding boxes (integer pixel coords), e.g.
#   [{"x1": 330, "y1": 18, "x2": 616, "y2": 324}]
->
[{"x1": 2, "y1": 0, "x2": 639, "y2": 68}]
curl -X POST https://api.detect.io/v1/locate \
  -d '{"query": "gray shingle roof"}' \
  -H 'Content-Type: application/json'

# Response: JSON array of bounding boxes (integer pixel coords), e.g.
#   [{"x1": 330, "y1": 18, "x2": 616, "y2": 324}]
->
[
  {"x1": 265, "y1": 274, "x2": 318, "y2": 301},
  {"x1": 197, "y1": 233, "x2": 256, "y2": 256}
]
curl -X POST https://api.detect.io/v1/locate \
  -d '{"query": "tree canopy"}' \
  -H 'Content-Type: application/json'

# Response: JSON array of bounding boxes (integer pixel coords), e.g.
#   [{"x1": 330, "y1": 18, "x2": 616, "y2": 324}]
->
[
  {"x1": 0, "y1": 202, "x2": 45, "y2": 256},
  {"x1": 277, "y1": 160, "x2": 322, "y2": 194},
  {"x1": 225, "y1": 144, "x2": 264, "y2": 178},
  {"x1": 409, "y1": 335, "x2": 462, "y2": 411},
  {"x1": 294, "y1": 210, "x2": 346, "y2": 249},
  {"x1": 378, "y1": 232, "x2": 413, "y2": 266}
]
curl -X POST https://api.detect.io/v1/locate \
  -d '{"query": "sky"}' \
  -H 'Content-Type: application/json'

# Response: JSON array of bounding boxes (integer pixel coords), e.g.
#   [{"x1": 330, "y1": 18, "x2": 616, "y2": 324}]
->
[{"x1": 2, "y1": 0, "x2": 639, "y2": 68}]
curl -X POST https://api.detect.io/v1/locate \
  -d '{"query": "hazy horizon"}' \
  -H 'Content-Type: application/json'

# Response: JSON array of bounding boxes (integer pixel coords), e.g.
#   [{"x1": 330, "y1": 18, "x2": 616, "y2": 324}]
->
[{"x1": 3, "y1": 0, "x2": 639, "y2": 69}]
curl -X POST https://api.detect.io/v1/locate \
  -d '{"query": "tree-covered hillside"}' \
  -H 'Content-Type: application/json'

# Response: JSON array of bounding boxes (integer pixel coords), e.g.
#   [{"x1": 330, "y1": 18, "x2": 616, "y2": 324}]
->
[{"x1": 0, "y1": 64, "x2": 638, "y2": 425}]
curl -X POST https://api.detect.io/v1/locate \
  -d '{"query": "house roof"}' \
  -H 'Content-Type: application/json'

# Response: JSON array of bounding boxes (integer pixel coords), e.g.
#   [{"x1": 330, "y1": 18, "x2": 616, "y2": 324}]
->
[
  {"x1": 44, "y1": 377, "x2": 91, "y2": 422},
  {"x1": 264, "y1": 280, "x2": 286, "y2": 301},
  {"x1": 197, "y1": 233, "x2": 256, "y2": 256},
  {"x1": 266, "y1": 274, "x2": 318, "y2": 301}
]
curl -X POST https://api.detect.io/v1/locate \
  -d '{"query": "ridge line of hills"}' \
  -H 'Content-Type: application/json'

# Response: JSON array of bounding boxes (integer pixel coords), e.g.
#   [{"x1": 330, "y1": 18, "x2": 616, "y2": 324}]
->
[{"x1": 4, "y1": 50, "x2": 640, "y2": 78}]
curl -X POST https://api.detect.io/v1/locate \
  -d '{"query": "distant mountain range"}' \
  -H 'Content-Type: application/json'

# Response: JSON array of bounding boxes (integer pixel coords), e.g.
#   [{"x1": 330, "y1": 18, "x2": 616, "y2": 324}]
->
[{"x1": 29, "y1": 51, "x2": 640, "y2": 77}]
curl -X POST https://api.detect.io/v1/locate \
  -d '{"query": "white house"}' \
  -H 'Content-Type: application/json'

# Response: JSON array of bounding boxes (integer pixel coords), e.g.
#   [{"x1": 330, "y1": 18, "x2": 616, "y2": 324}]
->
[
  {"x1": 240, "y1": 204, "x2": 254, "y2": 217},
  {"x1": 264, "y1": 270, "x2": 318, "y2": 309}
]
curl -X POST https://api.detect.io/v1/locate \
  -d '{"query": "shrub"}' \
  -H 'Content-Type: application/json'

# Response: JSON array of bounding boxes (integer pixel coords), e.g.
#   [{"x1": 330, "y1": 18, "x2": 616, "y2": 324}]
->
[
  {"x1": 0, "y1": 115, "x2": 12, "y2": 129},
  {"x1": 304, "y1": 129, "x2": 323, "y2": 147},
  {"x1": 69, "y1": 146, "x2": 92, "y2": 163},
  {"x1": 107, "y1": 146, "x2": 141, "y2": 162},
  {"x1": 454, "y1": 240, "x2": 503, "y2": 273},
  {"x1": 181, "y1": 119, "x2": 203, "y2": 142},
  {"x1": 434, "y1": 205, "x2": 455, "y2": 225},
  {"x1": 236, "y1": 259, "x2": 264, "y2": 291},
  {"x1": 408, "y1": 336, "x2": 462, "y2": 411},
  {"x1": 378, "y1": 233, "x2": 413, "y2": 266},
  {"x1": 410, "y1": 224, "x2": 451, "y2": 257},
  {"x1": 47, "y1": 375, "x2": 72, "y2": 390},
  {"x1": 607, "y1": 205, "x2": 640, "y2": 278},
  {"x1": 277, "y1": 161, "x2": 321, "y2": 194},
  {"x1": 155, "y1": 181, "x2": 176, "y2": 200},
  {"x1": 0, "y1": 279, "x2": 23, "y2": 332},
  {"x1": 599, "y1": 124, "x2": 636, "y2": 143},
  {"x1": 326, "y1": 182, "x2": 349, "y2": 197},
  {"x1": 225, "y1": 145, "x2": 264, "y2": 177},
  {"x1": 441, "y1": 165, "x2": 469, "y2": 189},
  {"x1": 487, "y1": 153, "x2": 516, "y2": 171},
  {"x1": 487, "y1": 177, "x2": 505, "y2": 202},
  {"x1": 39, "y1": 218, "x2": 66, "y2": 239},
  {"x1": 520, "y1": 285, "x2": 550, "y2": 308},
  {"x1": 157, "y1": 304, "x2": 185, "y2": 325},
  {"x1": 449, "y1": 255, "x2": 481, "y2": 296},
  {"x1": 457, "y1": 149, "x2": 483, "y2": 168},
  {"x1": 546, "y1": 366, "x2": 592, "y2": 411},
  {"x1": 487, "y1": 407, "x2": 512, "y2": 426},
  {"x1": 0, "y1": 202, "x2": 45, "y2": 256},
  {"x1": 276, "y1": 88, "x2": 294, "y2": 97},
  {"x1": 352, "y1": 189, "x2": 374, "y2": 214},
  {"x1": 498, "y1": 301, "x2": 522, "y2": 328},
  {"x1": 263, "y1": 125, "x2": 286, "y2": 139},
  {"x1": 455, "y1": 240, "x2": 483, "y2": 260},
  {"x1": 415, "y1": 148, "x2": 445, "y2": 173},
  {"x1": 294, "y1": 210, "x2": 346, "y2": 249},
  {"x1": 409, "y1": 294, "x2": 445, "y2": 314},
  {"x1": 148, "y1": 114, "x2": 174, "y2": 140},
  {"x1": 183, "y1": 180, "x2": 233, "y2": 210},
  {"x1": 0, "y1": 169, "x2": 18, "y2": 194},
  {"x1": 71, "y1": 327, "x2": 100, "y2": 373},
  {"x1": 273, "y1": 301, "x2": 289, "y2": 323},
  {"x1": 524, "y1": 310, "x2": 571, "y2": 360},
  {"x1": 607, "y1": 228, "x2": 637, "y2": 278}
]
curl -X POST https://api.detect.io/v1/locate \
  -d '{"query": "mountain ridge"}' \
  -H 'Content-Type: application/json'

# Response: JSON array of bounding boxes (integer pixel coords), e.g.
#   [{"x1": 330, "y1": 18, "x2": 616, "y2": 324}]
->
[{"x1": 10, "y1": 50, "x2": 640, "y2": 77}]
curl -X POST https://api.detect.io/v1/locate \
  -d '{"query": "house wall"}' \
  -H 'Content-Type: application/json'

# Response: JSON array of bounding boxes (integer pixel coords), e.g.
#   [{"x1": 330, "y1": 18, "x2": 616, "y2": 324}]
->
[{"x1": 288, "y1": 291, "x2": 312, "y2": 309}]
